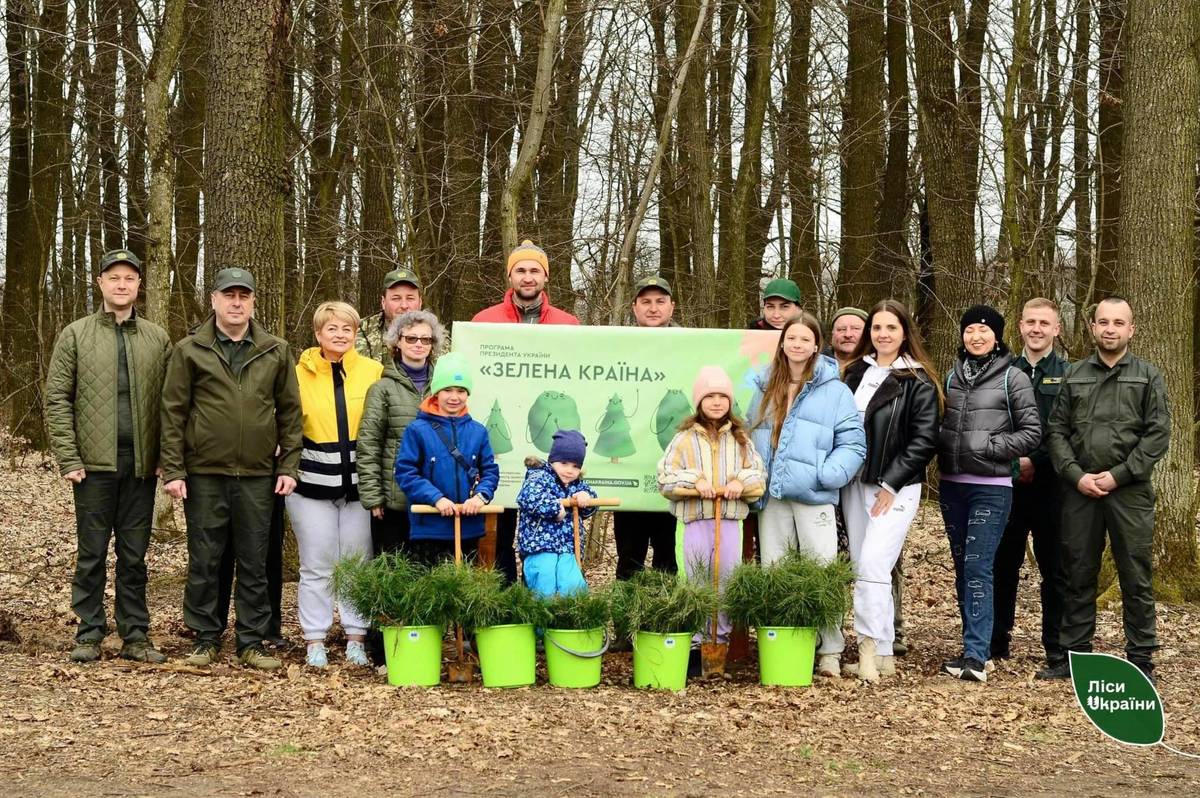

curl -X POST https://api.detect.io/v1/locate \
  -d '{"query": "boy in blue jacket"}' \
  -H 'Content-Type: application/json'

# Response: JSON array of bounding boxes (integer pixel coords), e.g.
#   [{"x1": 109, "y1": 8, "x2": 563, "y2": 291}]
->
[
  {"x1": 395, "y1": 353, "x2": 500, "y2": 565},
  {"x1": 517, "y1": 430, "x2": 597, "y2": 598}
]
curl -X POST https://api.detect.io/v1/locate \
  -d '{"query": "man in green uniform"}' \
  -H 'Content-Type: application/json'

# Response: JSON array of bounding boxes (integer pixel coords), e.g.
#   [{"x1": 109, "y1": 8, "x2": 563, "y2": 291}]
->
[
  {"x1": 356, "y1": 267, "x2": 422, "y2": 363},
  {"x1": 161, "y1": 268, "x2": 303, "y2": 670},
  {"x1": 1040, "y1": 297, "x2": 1170, "y2": 681},
  {"x1": 46, "y1": 249, "x2": 173, "y2": 663}
]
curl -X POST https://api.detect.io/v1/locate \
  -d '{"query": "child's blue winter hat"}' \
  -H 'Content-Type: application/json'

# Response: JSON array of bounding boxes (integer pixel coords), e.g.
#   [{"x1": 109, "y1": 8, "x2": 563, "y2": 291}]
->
[{"x1": 548, "y1": 429, "x2": 587, "y2": 466}]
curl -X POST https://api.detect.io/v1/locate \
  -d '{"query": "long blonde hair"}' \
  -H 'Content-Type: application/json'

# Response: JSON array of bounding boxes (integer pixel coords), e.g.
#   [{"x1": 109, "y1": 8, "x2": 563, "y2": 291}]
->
[{"x1": 753, "y1": 312, "x2": 823, "y2": 449}]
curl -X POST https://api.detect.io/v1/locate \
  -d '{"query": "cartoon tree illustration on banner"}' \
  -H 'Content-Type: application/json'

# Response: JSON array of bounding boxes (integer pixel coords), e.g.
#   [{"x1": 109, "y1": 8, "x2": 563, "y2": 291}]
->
[
  {"x1": 485, "y1": 400, "x2": 513, "y2": 455},
  {"x1": 527, "y1": 391, "x2": 582, "y2": 453},
  {"x1": 595, "y1": 393, "x2": 636, "y2": 462},
  {"x1": 653, "y1": 389, "x2": 692, "y2": 450}
]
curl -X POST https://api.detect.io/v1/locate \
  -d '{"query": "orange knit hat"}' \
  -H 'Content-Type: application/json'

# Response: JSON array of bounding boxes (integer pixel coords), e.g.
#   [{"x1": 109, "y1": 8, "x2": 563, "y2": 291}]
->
[{"x1": 506, "y1": 240, "x2": 549, "y2": 276}]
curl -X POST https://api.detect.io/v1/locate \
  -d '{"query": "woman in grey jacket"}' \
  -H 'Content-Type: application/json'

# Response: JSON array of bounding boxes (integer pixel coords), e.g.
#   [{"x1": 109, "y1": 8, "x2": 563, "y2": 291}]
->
[{"x1": 937, "y1": 305, "x2": 1041, "y2": 683}]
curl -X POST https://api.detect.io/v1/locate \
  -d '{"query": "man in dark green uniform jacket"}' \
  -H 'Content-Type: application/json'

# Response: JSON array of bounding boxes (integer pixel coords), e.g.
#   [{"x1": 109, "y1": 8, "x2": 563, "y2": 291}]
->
[
  {"x1": 45, "y1": 249, "x2": 172, "y2": 663},
  {"x1": 991, "y1": 298, "x2": 1070, "y2": 663},
  {"x1": 160, "y1": 267, "x2": 303, "y2": 671},
  {"x1": 1040, "y1": 297, "x2": 1170, "y2": 681}
]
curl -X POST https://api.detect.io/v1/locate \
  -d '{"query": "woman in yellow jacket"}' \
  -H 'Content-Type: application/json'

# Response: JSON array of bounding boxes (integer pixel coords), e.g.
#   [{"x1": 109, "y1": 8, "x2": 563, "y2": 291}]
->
[{"x1": 287, "y1": 301, "x2": 383, "y2": 668}]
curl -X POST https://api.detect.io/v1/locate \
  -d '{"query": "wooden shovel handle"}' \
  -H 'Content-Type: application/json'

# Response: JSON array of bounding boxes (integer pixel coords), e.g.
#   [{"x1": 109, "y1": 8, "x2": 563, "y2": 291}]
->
[
  {"x1": 668, "y1": 484, "x2": 764, "y2": 500},
  {"x1": 410, "y1": 503, "x2": 506, "y2": 514}
]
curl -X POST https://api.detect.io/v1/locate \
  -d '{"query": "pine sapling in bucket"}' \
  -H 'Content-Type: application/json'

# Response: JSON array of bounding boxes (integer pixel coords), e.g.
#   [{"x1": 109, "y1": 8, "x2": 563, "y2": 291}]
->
[
  {"x1": 458, "y1": 579, "x2": 550, "y2": 688},
  {"x1": 723, "y1": 551, "x2": 853, "y2": 687},
  {"x1": 612, "y1": 570, "x2": 717, "y2": 690},
  {"x1": 542, "y1": 589, "x2": 613, "y2": 688}
]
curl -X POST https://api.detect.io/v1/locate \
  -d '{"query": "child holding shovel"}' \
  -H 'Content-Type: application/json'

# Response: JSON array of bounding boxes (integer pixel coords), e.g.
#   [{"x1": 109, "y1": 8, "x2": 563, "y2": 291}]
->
[
  {"x1": 516, "y1": 430, "x2": 598, "y2": 599},
  {"x1": 658, "y1": 366, "x2": 766, "y2": 671},
  {"x1": 395, "y1": 352, "x2": 500, "y2": 567}
]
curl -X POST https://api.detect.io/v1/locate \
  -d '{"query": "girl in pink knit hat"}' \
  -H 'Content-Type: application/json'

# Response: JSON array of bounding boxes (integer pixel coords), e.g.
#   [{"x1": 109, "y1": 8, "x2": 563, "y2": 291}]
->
[{"x1": 658, "y1": 366, "x2": 766, "y2": 663}]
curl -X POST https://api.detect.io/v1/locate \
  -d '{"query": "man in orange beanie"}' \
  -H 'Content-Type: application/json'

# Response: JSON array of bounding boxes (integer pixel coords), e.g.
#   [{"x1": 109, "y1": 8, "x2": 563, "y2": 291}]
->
[{"x1": 472, "y1": 240, "x2": 580, "y2": 325}]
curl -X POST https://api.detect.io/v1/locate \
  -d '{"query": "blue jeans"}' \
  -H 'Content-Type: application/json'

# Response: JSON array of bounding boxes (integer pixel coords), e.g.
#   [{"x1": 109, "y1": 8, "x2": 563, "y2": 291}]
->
[{"x1": 939, "y1": 480, "x2": 1013, "y2": 662}]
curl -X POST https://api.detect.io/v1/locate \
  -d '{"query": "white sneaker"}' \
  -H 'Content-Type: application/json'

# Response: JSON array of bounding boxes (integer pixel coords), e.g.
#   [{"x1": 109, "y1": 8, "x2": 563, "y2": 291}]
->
[
  {"x1": 345, "y1": 641, "x2": 370, "y2": 667},
  {"x1": 306, "y1": 643, "x2": 328, "y2": 668},
  {"x1": 876, "y1": 654, "x2": 896, "y2": 676},
  {"x1": 816, "y1": 654, "x2": 841, "y2": 678}
]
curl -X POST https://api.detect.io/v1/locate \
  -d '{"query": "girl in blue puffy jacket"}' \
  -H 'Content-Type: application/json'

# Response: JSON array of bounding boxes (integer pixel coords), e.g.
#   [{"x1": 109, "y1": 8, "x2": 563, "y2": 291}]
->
[{"x1": 747, "y1": 313, "x2": 866, "y2": 677}]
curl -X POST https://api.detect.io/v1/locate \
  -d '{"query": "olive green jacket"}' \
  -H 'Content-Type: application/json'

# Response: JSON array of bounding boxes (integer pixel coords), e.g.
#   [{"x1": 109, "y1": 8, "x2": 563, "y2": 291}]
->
[
  {"x1": 1047, "y1": 350, "x2": 1171, "y2": 488},
  {"x1": 357, "y1": 358, "x2": 428, "y2": 511},
  {"x1": 45, "y1": 309, "x2": 172, "y2": 478},
  {"x1": 160, "y1": 317, "x2": 303, "y2": 482}
]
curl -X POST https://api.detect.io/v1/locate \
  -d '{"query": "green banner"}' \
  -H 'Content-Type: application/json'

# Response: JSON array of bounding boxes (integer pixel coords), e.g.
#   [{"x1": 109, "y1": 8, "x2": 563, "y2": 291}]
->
[{"x1": 450, "y1": 322, "x2": 781, "y2": 510}]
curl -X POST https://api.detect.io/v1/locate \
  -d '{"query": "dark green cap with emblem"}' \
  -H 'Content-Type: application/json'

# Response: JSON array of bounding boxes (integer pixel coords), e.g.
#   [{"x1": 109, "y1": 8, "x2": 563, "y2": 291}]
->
[
  {"x1": 213, "y1": 267, "x2": 256, "y2": 293},
  {"x1": 100, "y1": 248, "x2": 142, "y2": 274},
  {"x1": 633, "y1": 275, "x2": 672, "y2": 298},
  {"x1": 383, "y1": 267, "x2": 422, "y2": 291}
]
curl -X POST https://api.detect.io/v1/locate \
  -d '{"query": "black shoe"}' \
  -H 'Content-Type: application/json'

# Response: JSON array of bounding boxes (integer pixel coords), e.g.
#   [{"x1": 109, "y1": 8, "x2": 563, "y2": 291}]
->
[
  {"x1": 990, "y1": 647, "x2": 1012, "y2": 661},
  {"x1": 892, "y1": 639, "x2": 908, "y2": 657},
  {"x1": 1035, "y1": 660, "x2": 1070, "y2": 680},
  {"x1": 1132, "y1": 660, "x2": 1156, "y2": 686},
  {"x1": 940, "y1": 655, "x2": 965, "y2": 678},
  {"x1": 687, "y1": 648, "x2": 702, "y2": 679},
  {"x1": 959, "y1": 657, "x2": 988, "y2": 683}
]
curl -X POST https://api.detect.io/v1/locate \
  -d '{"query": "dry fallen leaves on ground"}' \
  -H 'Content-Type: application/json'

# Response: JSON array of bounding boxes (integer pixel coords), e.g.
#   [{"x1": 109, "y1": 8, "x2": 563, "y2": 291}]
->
[{"x1": 1, "y1": 441, "x2": 1197, "y2": 796}]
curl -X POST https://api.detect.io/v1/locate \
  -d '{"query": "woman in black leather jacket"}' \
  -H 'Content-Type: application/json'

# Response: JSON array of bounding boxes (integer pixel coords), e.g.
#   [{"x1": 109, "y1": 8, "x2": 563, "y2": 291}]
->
[{"x1": 840, "y1": 300, "x2": 942, "y2": 682}]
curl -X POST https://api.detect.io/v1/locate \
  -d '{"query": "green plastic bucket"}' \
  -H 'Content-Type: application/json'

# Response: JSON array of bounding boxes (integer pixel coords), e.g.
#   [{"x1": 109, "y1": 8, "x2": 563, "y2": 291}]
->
[
  {"x1": 757, "y1": 626, "x2": 817, "y2": 687},
  {"x1": 544, "y1": 628, "x2": 608, "y2": 688},
  {"x1": 474, "y1": 623, "x2": 537, "y2": 687},
  {"x1": 381, "y1": 625, "x2": 443, "y2": 687},
  {"x1": 632, "y1": 631, "x2": 691, "y2": 690}
]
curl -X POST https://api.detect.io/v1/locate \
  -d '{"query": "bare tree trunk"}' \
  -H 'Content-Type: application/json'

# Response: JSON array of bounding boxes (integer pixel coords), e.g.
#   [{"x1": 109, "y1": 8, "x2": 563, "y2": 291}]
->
[
  {"x1": 358, "y1": 0, "x2": 400, "y2": 304},
  {"x1": 1096, "y1": 0, "x2": 1125, "y2": 297},
  {"x1": 96, "y1": 0, "x2": 123, "y2": 249},
  {"x1": 1117, "y1": 0, "x2": 1200, "y2": 597},
  {"x1": 205, "y1": 0, "x2": 289, "y2": 331},
  {"x1": 911, "y1": 0, "x2": 991, "y2": 364},
  {"x1": 476, "y1": 0, "x2": 517, "y2": 314},
  {"x1": 4, "y1": 0, "x2": 33, "y2": 436},
  {"x1": 501, "y1": 0, "x2": 566, "y2": 255},
  {"x1": 1070, "y1": 0, "x2": 1093, "y2": 346},
  {"x1": 144, "y1": 0, "x2": 188, "y2": 326},
  {"x1": 171, "y1": 0, "x2": 207, "y2": 338},
  {"x1": 783, "y1": 0, "x2": 820, "y2": 305},
  {"x1": 874, "y1": 0, "x2": 912, "y2": 291},
  {"x1": 120, "y1": 0, "x2": 148, "y2": 262},
  {"x1": 838, "y1": 0, "x2": 887, "y2": 311},
  {"x1": 727, "y1": 0, "x2": 776, "y2": 327}
]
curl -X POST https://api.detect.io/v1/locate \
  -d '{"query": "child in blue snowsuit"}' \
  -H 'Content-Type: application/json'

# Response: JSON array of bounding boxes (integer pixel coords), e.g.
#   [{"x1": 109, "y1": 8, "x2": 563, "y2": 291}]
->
[{"x1": 517, "y1": 430, "x2": 597, "y2": 598}]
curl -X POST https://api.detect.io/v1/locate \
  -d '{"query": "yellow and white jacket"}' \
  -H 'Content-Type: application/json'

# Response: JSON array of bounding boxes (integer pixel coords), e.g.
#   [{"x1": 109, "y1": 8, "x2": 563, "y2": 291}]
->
[
  {"x1": 294, "y1": 346, "x2": 383, "y2": 501},
  {"x1": 657, "y1": 422, "x2": 766, "y2": 523}
]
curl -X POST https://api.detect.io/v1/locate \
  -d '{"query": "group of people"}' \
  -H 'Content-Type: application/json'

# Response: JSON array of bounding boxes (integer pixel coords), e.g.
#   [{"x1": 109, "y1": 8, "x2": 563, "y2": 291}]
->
[{"x1": 46, "y1": 241, "x2": 1170, "y2": 686}]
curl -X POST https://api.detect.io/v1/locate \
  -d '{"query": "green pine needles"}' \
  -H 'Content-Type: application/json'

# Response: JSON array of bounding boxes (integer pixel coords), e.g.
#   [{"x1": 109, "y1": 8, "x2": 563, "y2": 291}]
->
[
  {"x1": 457, "y1": 577, "x2": 553, "y2": 630},
  {"x1": 543, "y1": 588, "x2": 612, "y2": 631},
  {"x1": 332, "y1": 553, "x2": 456, "y2": 628},
  {"x1": 722, "y1": 551, "x2": 854, "y2": 630},
  {"x1": 610, "y1": 569, "x2": 718, "y2": 636}
]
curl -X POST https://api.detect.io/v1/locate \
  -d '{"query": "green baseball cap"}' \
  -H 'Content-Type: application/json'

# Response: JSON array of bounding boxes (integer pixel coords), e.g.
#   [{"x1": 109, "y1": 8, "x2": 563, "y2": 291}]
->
[
  {"x1": 762, "y1": 278, "x2": 801, "y2": 304},
  {"x1": 213, "y1": 267, "x2": 256, "y2": 293},
  {"x1": 100, "y1": 248, "x2": 142, "y2": 274},
  {"x1": 633, "y1": 275, "x2": 672, "y2": 298},
  {"x1": 383, "y1": 267, "x2": 422, "y2": 291}
]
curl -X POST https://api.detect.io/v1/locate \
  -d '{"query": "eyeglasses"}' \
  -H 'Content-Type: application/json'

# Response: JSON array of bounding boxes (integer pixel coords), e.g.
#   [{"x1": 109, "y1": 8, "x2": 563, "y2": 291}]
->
[{"x1": 401, "y1": 335, "x2": 434, "y2": 345}]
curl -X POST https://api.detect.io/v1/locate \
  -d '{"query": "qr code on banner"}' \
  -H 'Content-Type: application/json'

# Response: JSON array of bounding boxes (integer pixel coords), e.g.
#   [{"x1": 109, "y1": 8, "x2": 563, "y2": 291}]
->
[{"x1": 643, "y1": 475, "x2": 659, "y2": 493}]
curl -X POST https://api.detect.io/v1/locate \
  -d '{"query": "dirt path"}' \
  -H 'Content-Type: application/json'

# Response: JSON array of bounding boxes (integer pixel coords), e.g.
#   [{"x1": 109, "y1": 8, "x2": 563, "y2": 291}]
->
[{"x1": 2, "y1": 450, "x2": 1198, "y2": 795}]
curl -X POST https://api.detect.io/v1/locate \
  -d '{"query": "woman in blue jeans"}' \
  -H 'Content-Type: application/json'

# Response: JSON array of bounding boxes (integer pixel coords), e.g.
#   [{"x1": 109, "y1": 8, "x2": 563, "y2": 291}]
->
[{"x1": 937, "y1": 306, "x2": 1041, "y2": 682}]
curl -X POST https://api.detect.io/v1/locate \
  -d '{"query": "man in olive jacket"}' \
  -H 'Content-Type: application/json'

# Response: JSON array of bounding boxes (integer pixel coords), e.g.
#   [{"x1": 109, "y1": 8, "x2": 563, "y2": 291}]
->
[
  {"x1": 160, "y1": 267, "x2": 303, "y2": 671},
  {"x1": 1040, "y1": 297, "x2": 1170, "y2": 681},
  {"x1": 45, "y1": 249, "x2": 172, "y2": 664}
]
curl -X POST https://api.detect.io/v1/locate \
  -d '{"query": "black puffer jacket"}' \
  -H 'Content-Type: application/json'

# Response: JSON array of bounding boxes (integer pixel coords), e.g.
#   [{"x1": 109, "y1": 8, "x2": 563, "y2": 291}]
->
[
  {"x1": 937, "y1": 353, "x2": 1042, "y2": 478},
  {"x1": 844, "y1": 360, "x2": 941, "y2": 489}
]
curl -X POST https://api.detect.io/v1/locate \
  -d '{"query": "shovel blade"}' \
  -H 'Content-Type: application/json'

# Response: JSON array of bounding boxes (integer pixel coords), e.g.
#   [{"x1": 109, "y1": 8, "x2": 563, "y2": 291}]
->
[
  {"x1": 700, "y1": 642, "x2": 728, "y2": 677},
  {"x1": 447, "y1": 660, "x2": 477, "y2": 683}
]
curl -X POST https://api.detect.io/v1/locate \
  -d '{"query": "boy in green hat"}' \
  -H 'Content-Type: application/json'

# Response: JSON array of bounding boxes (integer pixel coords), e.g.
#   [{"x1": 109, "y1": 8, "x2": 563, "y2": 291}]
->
[{"x1": 394, "y1": 353, "x2": 501, "y2": 565}]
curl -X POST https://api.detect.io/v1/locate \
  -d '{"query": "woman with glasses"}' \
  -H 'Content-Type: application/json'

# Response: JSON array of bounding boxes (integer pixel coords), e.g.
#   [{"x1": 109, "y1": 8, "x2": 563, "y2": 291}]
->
[{"x1": 357, "y1": 310, "x2": 445, "y2": 558}]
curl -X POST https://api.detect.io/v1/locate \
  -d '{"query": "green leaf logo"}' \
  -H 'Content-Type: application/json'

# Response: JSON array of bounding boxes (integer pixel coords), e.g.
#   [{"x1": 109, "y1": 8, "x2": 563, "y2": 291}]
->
[{"x1": 1070, "y1": 651, "x2": 1164, "y2": 746}]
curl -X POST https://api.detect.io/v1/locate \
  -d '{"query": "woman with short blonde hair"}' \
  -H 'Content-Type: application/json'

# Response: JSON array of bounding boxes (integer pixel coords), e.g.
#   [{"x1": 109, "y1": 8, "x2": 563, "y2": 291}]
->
[{"x1": 287, "y1": 301, "x2": 383, "y2": 668}]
